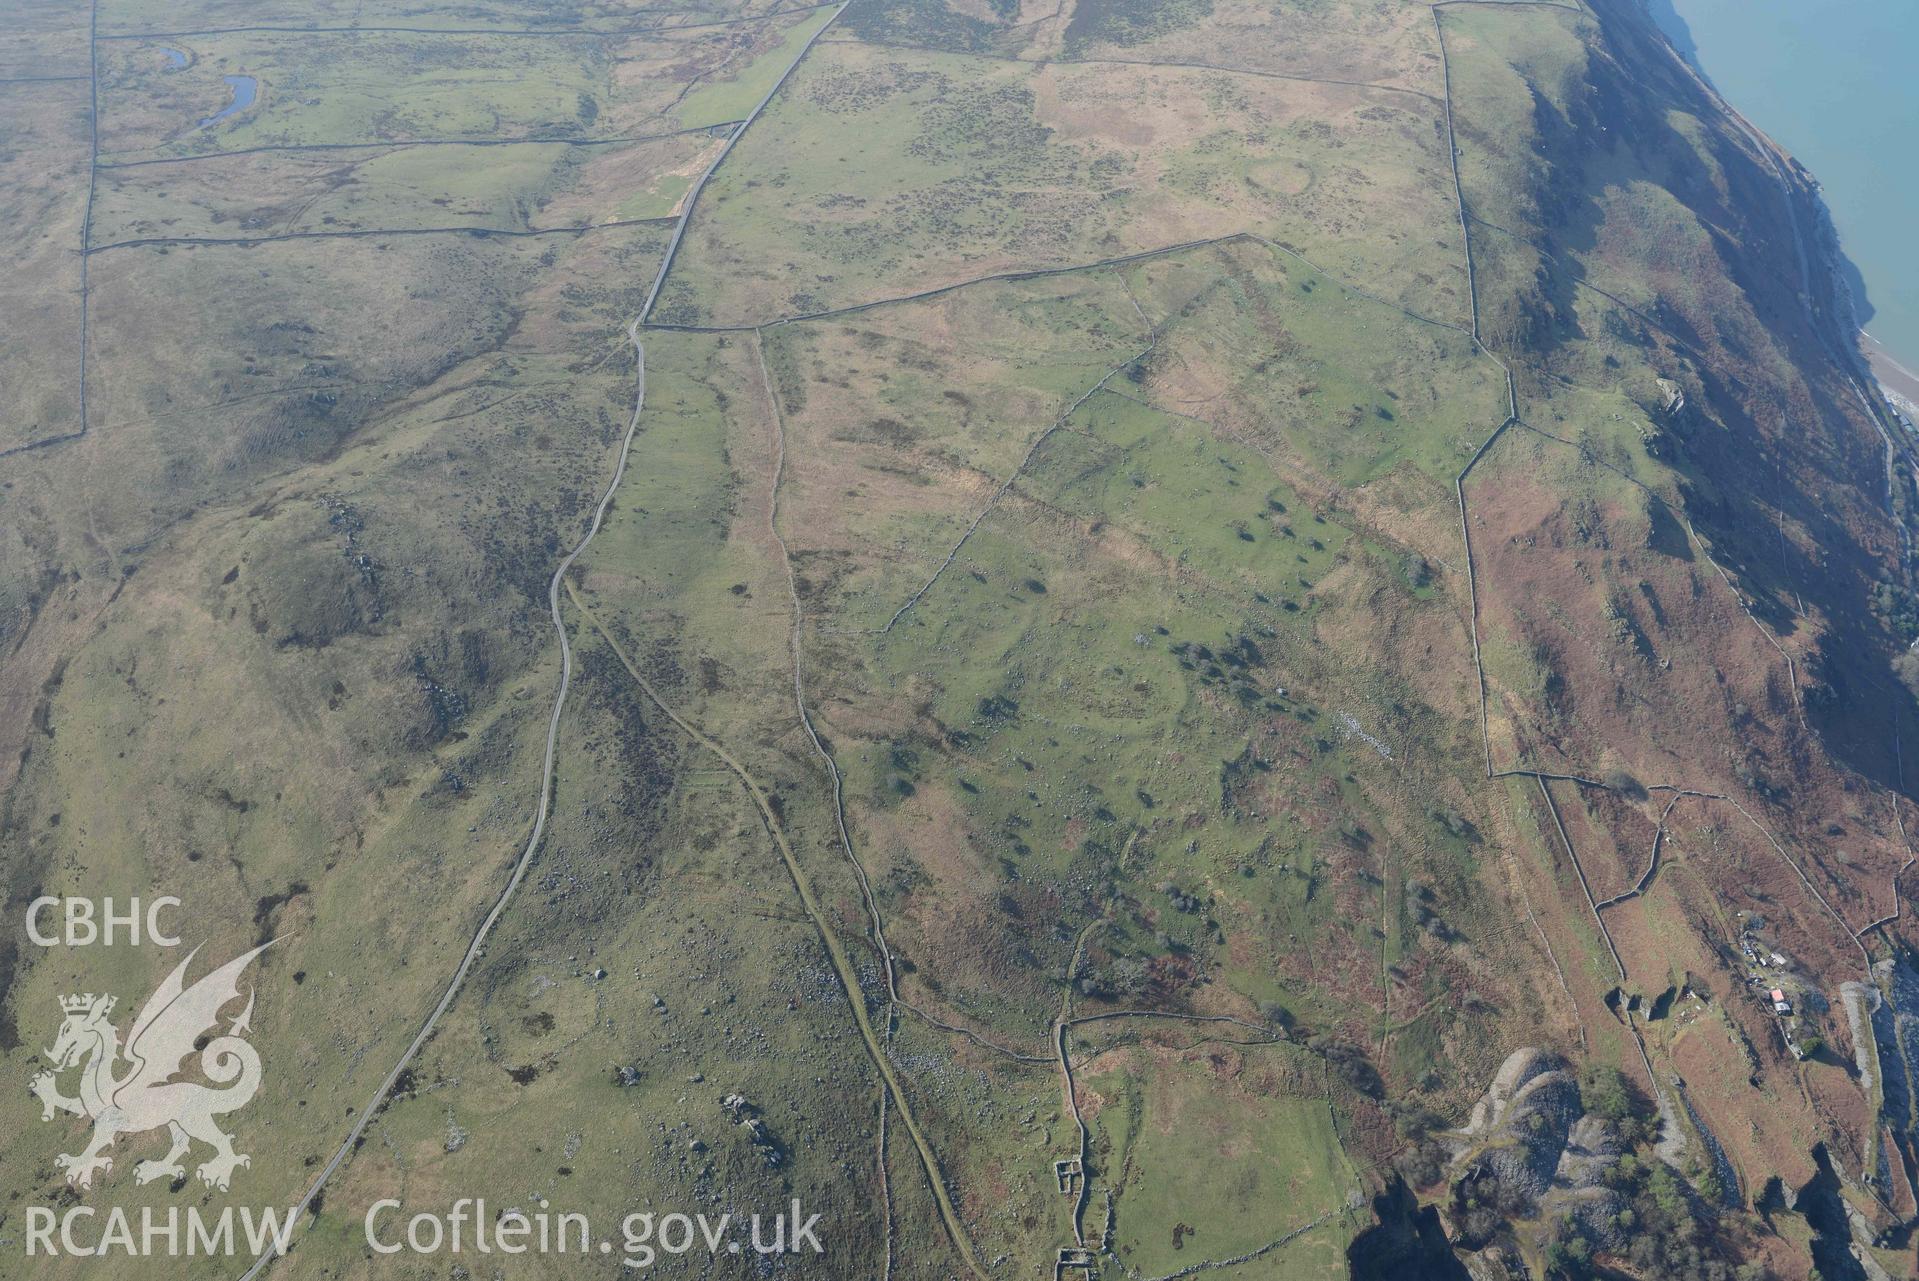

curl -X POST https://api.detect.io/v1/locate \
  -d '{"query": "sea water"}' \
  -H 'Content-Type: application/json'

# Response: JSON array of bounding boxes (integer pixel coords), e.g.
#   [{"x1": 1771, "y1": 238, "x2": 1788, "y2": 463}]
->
[{"x1": 1650, "y1": 0, "x2": 1918, "y2": 372}]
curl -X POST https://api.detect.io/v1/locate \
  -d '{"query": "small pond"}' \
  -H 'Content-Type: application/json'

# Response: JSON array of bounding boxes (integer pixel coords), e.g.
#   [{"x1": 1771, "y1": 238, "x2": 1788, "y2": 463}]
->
[{"x1": 199, "y1": 74, "x2": 256, "y2": 128}]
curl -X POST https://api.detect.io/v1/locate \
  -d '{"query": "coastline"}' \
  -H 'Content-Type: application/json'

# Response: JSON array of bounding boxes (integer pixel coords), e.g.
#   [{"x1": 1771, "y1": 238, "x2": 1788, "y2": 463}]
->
[
  {"x1": 1641, "y1": 0, "x2": 1917, "y2": 417},
  {"x1": 1865, "y1": 332, "x2": 1919, "y2": 419},
  {"x1": 1640, "y1": 12, "x2": 1884, "y2": 400},
  {"x1": 1814, "y1": 190, "x2": 1917, "y2": 423}
]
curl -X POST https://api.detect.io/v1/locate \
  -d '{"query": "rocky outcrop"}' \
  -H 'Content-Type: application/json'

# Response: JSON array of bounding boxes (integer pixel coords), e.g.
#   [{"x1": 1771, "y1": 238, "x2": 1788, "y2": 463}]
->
[
  {"x1": 1557, "y1": 1185, "x2": 1631, "y2": 1254},
  {"x1": 1460, "y1": 1050, "x2": 1586, "y2": 1199},
  {"x1": 1461, "y1": 1243, "x2": 1533, "y2": 1280},
  {"x1": 1555, "y1": 1114, "x2": 1623, "y2": 1189},
  {"x1": 1447, "y1": 1050, "x2": 1651, "y2": 1271},
  {"x1": 1465, "y1": 1047, "x2": 1562, "y2": 1135}
]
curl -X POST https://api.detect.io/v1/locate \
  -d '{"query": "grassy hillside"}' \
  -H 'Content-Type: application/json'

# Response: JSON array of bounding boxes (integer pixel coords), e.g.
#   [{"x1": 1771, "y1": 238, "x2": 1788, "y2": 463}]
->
[{"x1": 3, "y1": 1, "x2": 1916, "y2": 1279}]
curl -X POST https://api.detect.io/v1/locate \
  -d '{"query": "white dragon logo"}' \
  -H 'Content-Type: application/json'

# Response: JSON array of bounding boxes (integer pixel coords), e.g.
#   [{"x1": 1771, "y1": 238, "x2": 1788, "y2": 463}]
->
[{"x1": 31, "y1": 941, "x2": 272, "y2": 1192}]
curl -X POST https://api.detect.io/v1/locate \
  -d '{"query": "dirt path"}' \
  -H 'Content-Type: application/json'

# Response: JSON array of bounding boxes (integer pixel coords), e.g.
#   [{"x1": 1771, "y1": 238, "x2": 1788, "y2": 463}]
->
[
  {"x1": 235, "y1": 321, "x2": 649, "y2": 1280},
  {"x1": 749, "y1": 331, "x2": 992, "y2": 1276},
  {"x1": 565, "y1": 581, "x2": 978, "y2": 1278}
]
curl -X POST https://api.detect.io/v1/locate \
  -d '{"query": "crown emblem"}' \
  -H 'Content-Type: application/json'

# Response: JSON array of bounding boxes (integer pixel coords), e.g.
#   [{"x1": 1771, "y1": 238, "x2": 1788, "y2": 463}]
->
[{"x1": 59, "y1": 992, "x2": 114, "y2": 1017}]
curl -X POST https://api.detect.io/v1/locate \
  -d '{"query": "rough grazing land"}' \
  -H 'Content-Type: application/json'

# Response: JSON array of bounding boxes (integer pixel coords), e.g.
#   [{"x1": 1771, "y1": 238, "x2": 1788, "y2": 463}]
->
[{"x1": 4, "y1": 1, "x2": 1918, "y2": 1279}]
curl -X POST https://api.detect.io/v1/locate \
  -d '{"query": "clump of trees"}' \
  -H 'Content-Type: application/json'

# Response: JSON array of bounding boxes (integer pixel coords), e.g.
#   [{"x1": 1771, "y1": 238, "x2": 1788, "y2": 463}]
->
[
  {"x1": 1577, "y1": 1064, "x2": 1657, "y2": 1145},
  {"x1": 1603, "y1": 768, "x2": 1648, "y2": 801},
  {"x1": 1450, "y1": 1168, "x2": 1535, "y2": 1248},
  {"x1": 1544, "y1": 1153, "x2": 1743, "y2": 1281},
  {"x1": 1157, "y1": 881, "x2": 1204, "y2": 914},
  {"x1": 1426, "y1": 802, "x2": 1474, "y2": 839},
  {"x1": 1385, "y1": 1099, "x2": 1450, "y2": 1189},
  {"x1": 1307, "y1": 1034, "x2": 1382, "y2": 1097},
  {"x1": 1874, "y1": 579, "x2": 1919, "y2": 646}
]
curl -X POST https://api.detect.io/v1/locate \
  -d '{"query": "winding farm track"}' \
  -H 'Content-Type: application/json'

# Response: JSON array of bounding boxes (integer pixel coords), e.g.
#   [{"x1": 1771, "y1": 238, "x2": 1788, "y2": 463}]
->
[
  {"x1": 18, "y1": 0, "x2": 1894, "y2": 1269},
  {"x1": 564, "y1": 578, "x2": 981, "y2": 1278},
  {"x1": 228, "y1": 12, "x2": 869, "y2": 1275},
  {"x1": 234, "y1": 323, "x2": 649, "y2": 1280},
  {"x1": 754, "y1": 331, "x2": 991, "y2": 1277}
]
